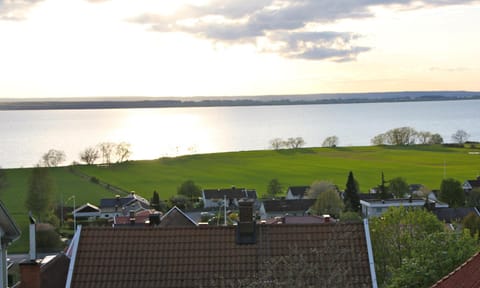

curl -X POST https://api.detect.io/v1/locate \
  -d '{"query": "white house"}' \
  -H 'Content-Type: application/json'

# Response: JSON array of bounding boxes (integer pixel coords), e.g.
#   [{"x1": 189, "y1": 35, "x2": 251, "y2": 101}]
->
[
  {"x1": 285, "y1": 186, "x2": 309, "y2": 200},
  {"x1": 361, "y1": 198, "x2": 448, "y2": 218},
  {"x1": 0, "y1": 201, "x2": 21, "y2": 288}
]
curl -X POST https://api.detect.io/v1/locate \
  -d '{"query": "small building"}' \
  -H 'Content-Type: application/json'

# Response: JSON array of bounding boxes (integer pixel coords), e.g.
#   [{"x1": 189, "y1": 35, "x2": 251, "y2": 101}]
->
[
  {"x1": 463, "y1": 176, "x2": 480, "y2": 192},
  {"x1": 361, "y1": 198, "x2": 448, "y2": 218},
  {"x1": 0, "y1": 201, "x2": 21, "y2": 288},
  {"x1": 285, "y1": 186, "x2": 310, "y2": 199},
  {"x1": 73, "y1": 203, "x2": 100, "y2": 220},
  {"x1": 99, "y1": 192, "x2": 150, "y2": 219},
  {"x1": 432, "y1": 207, "x2": 480, "y2": 224},
  {"x1": 113, "y1": 206, "x2": 197, "y2": 227},
  {"x1": 202, "y1": 187, "x2": 257, "y2": 208},
  {"x1": 259, "y1": 199, "x2": 315, "y2": 219}
]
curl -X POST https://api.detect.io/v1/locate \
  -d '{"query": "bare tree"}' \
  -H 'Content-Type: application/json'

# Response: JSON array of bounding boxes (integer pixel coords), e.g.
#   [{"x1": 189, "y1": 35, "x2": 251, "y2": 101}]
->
[
  {"x1": 97, "y1": 142, "x2": 116, "y2": 164},
  {"x1": 371, "y1": 133, "x2": 386, "y2": 145},
  {"x1": 284, "y1": 137, "x2": 305, "y2": 149},
  {"x1": 79, "y1": 146, "x2": 100, "y2": 165},
  {"x1": 270, "y1": 138, "x2": 284, "y2": 150},
  {"x1": 41, "y1": 149, "x2": 66, "y2": 167},
  {"x1": 416, "y1": 131, "x2": 432, "y2": 144},
  {"x1": 322, "y1": 136, "x2": 339, "y2": 147},
  {"x1": 307, "y1": 180, "x2": 336, "y2": 200},
  {"x1": 116, "y1": 142, "x2": 132, "y2": 162},
  {"x1": 429, "y1": 133, "x2": 443, "y2": 144},
  {"x1": 451, "y1": 129, "x2": 470, "y2": 144}
]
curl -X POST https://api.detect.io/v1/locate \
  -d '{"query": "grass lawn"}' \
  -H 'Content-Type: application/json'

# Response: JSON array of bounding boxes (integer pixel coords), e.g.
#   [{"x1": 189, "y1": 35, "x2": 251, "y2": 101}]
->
[
  {"x1": 2, "y1": 144, "x2": 480, "y2": 252},
  {"x1": 77, "y1": 145, "x2": 480, "y2": 201},
  {"x1": 1, "y1": 167, "x2": 115, "y2": 253}
]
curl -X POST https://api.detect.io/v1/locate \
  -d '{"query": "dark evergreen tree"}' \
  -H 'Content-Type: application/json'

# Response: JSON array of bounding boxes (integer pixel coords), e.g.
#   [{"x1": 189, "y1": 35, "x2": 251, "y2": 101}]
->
[
  {"x1": 378, "y1": 171, "x2": 390, "y2": 200},
  {"x1": 439, "y1": 178, "x2": 465, "y2": 207},
  {"x1": 344, "y1": 171, "x2": 360, "y2": 212},
  {"x1": 150, "y1": 190, "x2": 167, "y2": 212},
  {"x1": 25, "y1": 166, "x2": 56, "y2": 222}
]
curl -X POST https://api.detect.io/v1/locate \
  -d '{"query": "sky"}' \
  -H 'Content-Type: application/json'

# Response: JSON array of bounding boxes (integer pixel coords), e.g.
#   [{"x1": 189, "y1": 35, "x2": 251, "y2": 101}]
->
[{"x1": 1, "y1": 0, "x2": 479, "y2": 99}]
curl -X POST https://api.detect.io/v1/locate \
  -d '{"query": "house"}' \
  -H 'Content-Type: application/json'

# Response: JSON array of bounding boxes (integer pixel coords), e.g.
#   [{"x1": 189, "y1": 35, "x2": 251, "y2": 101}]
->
[
  {"x1": 263, "y1": 215, "x2": 331, "y2": 224},
  {"x1": 99, "y1": 192, "x2": 150, "y2": 219},
  {"x1": 113, "y1": 206, "x2": 197, "y2": 227},
  {"x1": 202, "y1": 186, "x2": 257, "y2": 208},
  {"x1": 361, "y1": 198, "x2": 448, "y2": 218},
  {"x1": 285, "y1": 186, "x2": 309, "y2": 199},
  {"x1": 431, "y1": 252, "x2": 480, "y2": 288},
  {"x1": 64, "y1": 201, "x2": 377, "y2": 288},
  {"x1": 463, "y1": 176, "x2": 480, "y2": 192},
  {"x1": 73, "y1": 203, "x2": 100, "y2": 220},
  {"x1": 0, "y1": 201, "x2": 21, "y2": 288},
  {"x1": 259, "y1": 199, "x2": 315, "y2": 219},
  {"x1": 432, "y1": 207, "x2": 480, "y2": 223}
]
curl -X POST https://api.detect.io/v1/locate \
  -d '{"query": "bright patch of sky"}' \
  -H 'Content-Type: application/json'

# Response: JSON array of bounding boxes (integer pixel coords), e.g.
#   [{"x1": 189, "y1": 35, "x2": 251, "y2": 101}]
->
[{"x1": 1, "y1": 0, "x2": 479, "y2": 98}]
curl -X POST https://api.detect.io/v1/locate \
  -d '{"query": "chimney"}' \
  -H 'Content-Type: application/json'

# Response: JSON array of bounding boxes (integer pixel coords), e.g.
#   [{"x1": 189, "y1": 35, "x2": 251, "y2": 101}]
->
[
  {"x1": 19, "y1": 212, "x2": 41, "y2": 288},
  {"x1": 236, "y1": 199, "x2": 256, "y2": 244},
  {"x1": 28, "y1": 212, "x2": 36, "y2": 261},
  {"x1": 19, "y1": 261, "x2": 41, "y2": 288},
  {"x1": 129, "y1": 211, "x2": 136, "y2": 225},
  {"x1": 148, "y1": 212, "x2": 161, "y2": 226}
]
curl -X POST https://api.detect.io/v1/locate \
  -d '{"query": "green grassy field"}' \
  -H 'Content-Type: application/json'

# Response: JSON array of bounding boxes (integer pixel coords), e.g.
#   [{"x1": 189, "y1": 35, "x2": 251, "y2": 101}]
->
[
  {"x1": 2, "y1": 144, "x2": 480, "y2": 252},
  {"x1": 1, "y1": 167, "x2": 115, "y2": 253}
]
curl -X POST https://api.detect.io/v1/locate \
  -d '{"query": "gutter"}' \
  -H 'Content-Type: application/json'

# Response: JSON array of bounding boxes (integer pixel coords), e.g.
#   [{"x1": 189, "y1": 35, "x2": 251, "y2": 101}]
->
[
  {"x1": 65, "y1": 225, "x2": 82, "y2": 288},
  {"x1": 363, "y1": 219, "x2": 378, "y2": 288}
]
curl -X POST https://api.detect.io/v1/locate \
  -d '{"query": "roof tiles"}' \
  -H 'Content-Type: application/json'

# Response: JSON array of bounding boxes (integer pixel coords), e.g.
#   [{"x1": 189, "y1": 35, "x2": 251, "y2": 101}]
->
[{"x1": 70, "y1": 223, "x2": 372, "y2": 288}]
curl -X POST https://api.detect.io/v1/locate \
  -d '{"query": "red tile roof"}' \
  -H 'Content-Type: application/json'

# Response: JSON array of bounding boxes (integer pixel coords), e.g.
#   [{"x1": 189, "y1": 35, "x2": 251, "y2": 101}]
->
[
  {"x1": 69, "y1": 223, "x2": 373, "y2": 288},
  {"x1": 431, "y1": 252, "x2": 480, "y2": 288}
]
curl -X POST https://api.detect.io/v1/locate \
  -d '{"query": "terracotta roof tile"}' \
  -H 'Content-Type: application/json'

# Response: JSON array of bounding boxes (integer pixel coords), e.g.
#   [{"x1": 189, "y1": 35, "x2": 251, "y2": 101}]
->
[
  {"x1": 71, "y1": 223, "x2": 372, "y2": 288},
  {"x1": 431, "y1": 252, "x2": 480, "y2": 288}
]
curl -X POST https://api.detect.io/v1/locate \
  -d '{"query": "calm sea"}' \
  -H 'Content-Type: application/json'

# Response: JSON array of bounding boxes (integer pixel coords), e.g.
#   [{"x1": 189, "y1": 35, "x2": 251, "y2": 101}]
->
[{"x1": 1, "y1": 100, "x2": 479, "y2": 168}]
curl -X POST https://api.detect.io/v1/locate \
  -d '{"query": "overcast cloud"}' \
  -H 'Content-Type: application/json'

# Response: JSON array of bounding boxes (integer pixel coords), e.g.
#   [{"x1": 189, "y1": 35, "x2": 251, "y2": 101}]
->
[
  {"x1": 130, "y1": 0, "x2": 479, "y2": 61},
  {"x1": 0, "y1": 0, "x2": 42, "y2": 20}
]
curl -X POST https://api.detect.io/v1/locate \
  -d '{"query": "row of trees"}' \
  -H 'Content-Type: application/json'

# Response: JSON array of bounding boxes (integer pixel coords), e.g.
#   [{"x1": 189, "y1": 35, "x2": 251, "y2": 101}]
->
[
  {"x1": 270, "y1": 137, "x2": 306, "y2": 150},
  {"x1": 371, "y1": 127, "x2": 443, "y2": 145},
  {"x1": 371, "y1": 127, "x2": 471, "y2": 146},
  {"x1": 80, "y1": 142, "x2": 132, "y2": 165}
]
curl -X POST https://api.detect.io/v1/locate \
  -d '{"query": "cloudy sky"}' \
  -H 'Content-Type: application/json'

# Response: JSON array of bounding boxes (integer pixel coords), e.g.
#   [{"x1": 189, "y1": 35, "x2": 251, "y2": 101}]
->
[{"x1": 1, "y1": 0, "x2": 479, "y2": 98}]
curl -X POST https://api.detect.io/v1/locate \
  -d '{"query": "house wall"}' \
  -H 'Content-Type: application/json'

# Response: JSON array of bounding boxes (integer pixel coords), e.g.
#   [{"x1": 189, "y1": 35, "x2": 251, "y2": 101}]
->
[{"x1": 286, "y1": 191, "x2": 300, "y2": 200}]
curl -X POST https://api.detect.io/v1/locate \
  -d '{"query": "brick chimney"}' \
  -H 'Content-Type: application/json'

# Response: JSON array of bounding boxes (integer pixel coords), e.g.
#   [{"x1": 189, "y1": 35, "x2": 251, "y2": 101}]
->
[
  {"x1": 236, "y1": 199, "x2": 256, "y2": 244},
  {"x1": 19, "y1": 261, "x2": 41, "y2": 288}
]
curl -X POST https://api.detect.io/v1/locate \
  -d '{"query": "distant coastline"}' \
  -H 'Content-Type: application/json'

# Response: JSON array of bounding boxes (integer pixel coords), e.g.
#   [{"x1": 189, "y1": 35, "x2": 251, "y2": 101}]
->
[{"x1": 1, "y1": 91, "x2": 479, "y2": 110}]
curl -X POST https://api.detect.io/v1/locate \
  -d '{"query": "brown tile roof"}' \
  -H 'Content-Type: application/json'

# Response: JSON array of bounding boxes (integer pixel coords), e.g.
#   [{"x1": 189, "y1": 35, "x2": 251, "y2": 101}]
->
[
  {"x1": 159, "y1": 206, "x2": 197, "y2": 227},
  {"x1": 431, "y1": 252, "x2": 480, "y2": 288},
  {"x1": 69, "y1": 223, "x2": 373, "y2": 288}
]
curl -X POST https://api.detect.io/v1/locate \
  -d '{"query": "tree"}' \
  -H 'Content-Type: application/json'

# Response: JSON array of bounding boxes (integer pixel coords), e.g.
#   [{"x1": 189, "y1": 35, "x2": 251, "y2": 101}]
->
[
  {"x1": 270, "y1": 138, "x2": 284, "y2": 150},
  {"x1": 169, "y1": 195, "x2": 193, "y2": 210},
  {"x1": 429, "y1": 133, "x2": 443, "y2": 144},
  {"x1": 150, "y1": 190, "x2": 167, "y2": 212},
  {"x1": 266, "y1": 178, "x2": 283, "y2": 198},
  {"x1": 98, "y1": 142, "x2": 116, "y2": 164},
  {"x1": 388, "y1": 230, "x2": 477, "y2": 288},
  {"x1": 439, "y1": 178, "x2": 465, "y2": 207},
  {"x1": 311, "y1": 188, "x2": 344, "y2": 218},
  {"x1": 466, "y1": 188, "x2": 480, "y2": 207},
  {"x1": 370, "y1": 206, "x2": 445, "y2": 286},
  {"x1": 41, "y1": 149, "x2": 66, "y2": 167},
  {"x1": 79, "y1": 146, "x2": 99, "y2": 165},
  {"x1": 377, "y1": 172, "x2": 390, "y2": 200},
  {"x1": 371, "y1": 133, "x2": 386, "y2": 145},
  {"x1": 285, "y1": 137, "x2": 305, "y2": 149},
  {"x1": 385, "y1": 127, "x2": 417, "y2": 145},
  {"x1": 115, "y1": 142, "x2": 132, "y2": 163},
  {"x1": 322, "y1": 136, "x2": 339, "y2": 147},
  {"x1": 416, "y1": 131, "x2": 432, "y2": 144},
  {"x1": 177, "y1": 180, "x2": 202, "y2": 202},
  {"x1": 343, "y1": 171, "x2": 360, "y2": 212},
  {"x1": 462, "y1": 212, "x2": 480, "y2": 236},
  {"x1": 307, "y1": 180, "x2": 336, "y2": 200},
  {"x1": 25, "y1": 167, "x2": 56, "y2": 222},
  {"x1": 451, "y1": 129, "x2": 470, "y2": 144},
  {"x1": 388, "y1": 177, "x2": 409, "y2": 198},
  {"x1": 0, "y1": 167, "x2": 6, "y2": 192}
]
